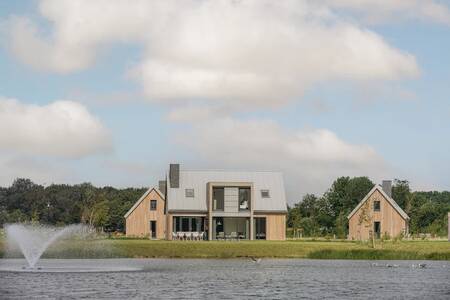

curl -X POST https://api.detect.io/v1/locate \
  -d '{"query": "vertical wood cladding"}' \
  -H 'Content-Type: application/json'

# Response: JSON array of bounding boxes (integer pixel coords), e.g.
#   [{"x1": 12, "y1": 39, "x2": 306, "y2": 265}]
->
[{"x1": 125, "y1": 189, "x2": 166, "y2": 238}]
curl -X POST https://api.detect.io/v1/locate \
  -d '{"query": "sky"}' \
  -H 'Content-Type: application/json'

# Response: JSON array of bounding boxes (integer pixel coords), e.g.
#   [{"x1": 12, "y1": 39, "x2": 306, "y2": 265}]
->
[{"x1": 0, "y1": 0, "x2": 449, "y2": 204}]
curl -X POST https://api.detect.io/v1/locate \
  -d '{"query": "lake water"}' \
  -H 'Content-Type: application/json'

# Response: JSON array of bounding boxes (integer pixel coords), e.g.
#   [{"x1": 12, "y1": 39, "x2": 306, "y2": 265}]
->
[{"x1": 0, "y1": 259, "x2": 449, "y2": 299}]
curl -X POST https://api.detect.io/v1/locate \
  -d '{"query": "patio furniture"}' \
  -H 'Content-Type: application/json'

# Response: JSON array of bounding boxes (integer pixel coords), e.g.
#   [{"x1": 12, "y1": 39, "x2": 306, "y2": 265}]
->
[
  {"x1": 230, "y1": 232, "x2": 238, "y2": 240},
  {"x1": 256, "y1": 233, "x2": 266, "y2": 240},
  {"x1": 217, "y1": 232, "x2": 225, "y2": 240}
]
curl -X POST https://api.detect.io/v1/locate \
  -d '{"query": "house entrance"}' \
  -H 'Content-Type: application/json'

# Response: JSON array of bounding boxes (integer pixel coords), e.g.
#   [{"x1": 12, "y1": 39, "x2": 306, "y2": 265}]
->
[
  {"x1": 374, "y1": 221, "x2": 381, "y2": 239},
  {"x1": 150, "y1": 221, "x2": 157, "y2": 239}
]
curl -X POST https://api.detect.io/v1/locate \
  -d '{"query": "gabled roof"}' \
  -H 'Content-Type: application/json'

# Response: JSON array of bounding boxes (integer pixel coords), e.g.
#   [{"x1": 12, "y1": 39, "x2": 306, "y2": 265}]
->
[
  {"x1": 167, "y1": 170, "x2": 287, "y2": 212},
  {"x1": 347, "y1": 185, "x2": 409, "y2": 220},
  {"x1": 124, "y1": 187, "x2": 164, "y2": 218}
]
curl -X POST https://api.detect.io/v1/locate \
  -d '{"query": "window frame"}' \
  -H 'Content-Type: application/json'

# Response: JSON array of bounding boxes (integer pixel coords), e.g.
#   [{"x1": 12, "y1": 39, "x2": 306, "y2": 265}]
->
[
  {"x1": 185, "y1": 188, "x2": 195, "y2": 198},
  {"x1": 261, "y1": 189, "x2": 270, "y2": 198},
  {"x1": 150, "y1": 199, "x2": 157, "y2": 211},
  {"x1": 239, "y1": 187, "x2": 250, "y2": 210},
  {"x1": 213, "y1": 187, "x2": 224, "y2": 211},
  {"x1": 373, "y1": 200, "x2": 380, "y2": 212}
]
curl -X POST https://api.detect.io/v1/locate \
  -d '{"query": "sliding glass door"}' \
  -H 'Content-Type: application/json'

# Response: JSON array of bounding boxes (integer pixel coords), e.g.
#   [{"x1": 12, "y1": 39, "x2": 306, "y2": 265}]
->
[
  {"x1": 254, "y1": 217, "x2": 266, "y2": 240},
  {"x1": 212, "y1": 217, "x2": 249, "y2": 240}
]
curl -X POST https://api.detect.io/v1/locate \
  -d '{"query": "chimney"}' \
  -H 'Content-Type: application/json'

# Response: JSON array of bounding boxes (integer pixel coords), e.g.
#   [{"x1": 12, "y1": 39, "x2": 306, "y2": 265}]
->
[
  {"x1": 158, "y1": 180, "x2": 166, "y2": 196},
  {"x1": 382, "y1": 180, "x2": 392, "y2": 198},
  {"x1": 169, "y1": 164, "x2": 180, "y2": 188}
]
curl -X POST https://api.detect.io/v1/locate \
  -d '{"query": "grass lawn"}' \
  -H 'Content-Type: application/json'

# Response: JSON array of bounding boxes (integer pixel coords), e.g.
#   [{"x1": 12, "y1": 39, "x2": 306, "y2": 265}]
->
[
  {"x1": 1, "y1": 236, "x2": 449, "y2": 260},
  {"x1": 111, "y1": 239, "x2": 450, "y2": 260}
]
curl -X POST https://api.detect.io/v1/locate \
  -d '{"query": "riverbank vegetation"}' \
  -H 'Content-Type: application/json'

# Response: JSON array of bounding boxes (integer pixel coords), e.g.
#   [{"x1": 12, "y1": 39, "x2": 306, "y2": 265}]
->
[
  {"x1": 0, "y1": 179, "x2": 146, "y2": 231},
  {"x1": 287, "y1": 177, "x2": 449, "y2": 238},
  {"x1": 1, "y1": 237, "x2": 449, "y2": 261}
]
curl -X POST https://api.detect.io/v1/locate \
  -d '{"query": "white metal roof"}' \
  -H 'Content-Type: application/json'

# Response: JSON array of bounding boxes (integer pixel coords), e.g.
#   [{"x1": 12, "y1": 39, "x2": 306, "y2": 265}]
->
[
  {"x1": 167, "y1": 170, "x2": 287, "y2": 212},
  {"x1": 347, "y1": 185, "x2": 409, "y2": 220}
]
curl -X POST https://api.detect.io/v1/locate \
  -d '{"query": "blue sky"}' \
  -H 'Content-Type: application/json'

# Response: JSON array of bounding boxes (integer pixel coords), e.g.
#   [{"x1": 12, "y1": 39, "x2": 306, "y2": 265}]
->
[{"x1": 0, "y1": 1, "x2": 449, "y2": 203}]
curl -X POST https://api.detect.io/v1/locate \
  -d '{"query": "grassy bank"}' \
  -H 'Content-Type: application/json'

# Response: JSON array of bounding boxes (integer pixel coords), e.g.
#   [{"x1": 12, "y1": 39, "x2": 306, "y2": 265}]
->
[
  {"x1": 111, "y1": 239, "x2": 450, "y2": 260},
  {"x1": 1, "y1": 237, "x2": 449, "y2": 260}
]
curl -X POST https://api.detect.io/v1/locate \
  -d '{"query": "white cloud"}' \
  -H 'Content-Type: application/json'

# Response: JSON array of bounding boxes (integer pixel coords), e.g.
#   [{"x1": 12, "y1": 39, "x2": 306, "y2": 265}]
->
[
  {"x1": 0, "y1": 155, "x2": 70, "y2": 186},
  {"x1": 166, "y1": 105, "x2": 232, "y2": 122},
  {"x1": 7, "y1": 16, "x2": 96, "y2": 73},
  {"x1": 6, "y1": 0, "x2": 419, "y2": 110},
  {"x1": 323, "y1": 0, "x2": 450, "y2": 25},
  {"x1": 2, "y1": 0, "x2": 440, "y2": 193},
  {"x1": 0, "y1": 98, "x2": 112, "y2": 158},
  {"x1": 176, "y1": 118, "x2": 390, "y2": 199}
]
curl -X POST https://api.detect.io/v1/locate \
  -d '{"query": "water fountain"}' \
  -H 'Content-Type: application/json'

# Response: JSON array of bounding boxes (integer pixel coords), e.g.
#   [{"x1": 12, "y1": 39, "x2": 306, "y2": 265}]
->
[
  {"x1": 5, "y1": 223, "x2": 89, "y2": 269},
  {"x1": 0, "y1": 223, "x2": 141, "y2": 272}
]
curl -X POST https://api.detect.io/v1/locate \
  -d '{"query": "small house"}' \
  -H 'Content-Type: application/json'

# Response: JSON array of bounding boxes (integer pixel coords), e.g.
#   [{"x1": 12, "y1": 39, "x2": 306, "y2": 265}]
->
[
  {"x1": 124, "y1": 187, "x2": 166, "y2": 238},
  {"x1": 347, "y1": 180, "x2": 409, "y2": 240}
]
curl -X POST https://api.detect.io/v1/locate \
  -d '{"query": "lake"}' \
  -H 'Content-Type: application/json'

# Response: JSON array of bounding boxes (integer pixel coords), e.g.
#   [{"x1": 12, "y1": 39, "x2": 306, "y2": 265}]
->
[{"x1": 0, "y1": 259, "x2": 449, "y2": 299}]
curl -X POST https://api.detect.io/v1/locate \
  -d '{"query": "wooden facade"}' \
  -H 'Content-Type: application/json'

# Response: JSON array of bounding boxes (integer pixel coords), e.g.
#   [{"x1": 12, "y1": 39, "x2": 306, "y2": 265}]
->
[
  {"x1": 348, "y1": 187, "x2": 408, "y2": 240},
  {"x1": 125, "y1": 188, "x2": 166, "y2": 238},
  {"x1": 254, "y1": 213, "x2": 286, "y2": 240}
]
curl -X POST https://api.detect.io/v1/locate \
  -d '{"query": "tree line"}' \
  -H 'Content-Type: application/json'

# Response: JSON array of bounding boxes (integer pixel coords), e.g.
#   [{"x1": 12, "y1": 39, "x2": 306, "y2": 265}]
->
[
  {"x1": 1, "y1": 177, "x2": 449, "y2": 237},
  {"x1": 287, "y1": 177, "x2": 450, "y2": 238},
  {"x1": 0, "y1": 178, "x2": 146, "y2": 232}
]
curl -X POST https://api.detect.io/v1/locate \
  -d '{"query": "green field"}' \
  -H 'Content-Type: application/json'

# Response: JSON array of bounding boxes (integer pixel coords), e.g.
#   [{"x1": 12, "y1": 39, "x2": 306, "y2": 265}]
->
[{"x1": 1, "y1": 237, "x2": 449, "y2": 260}]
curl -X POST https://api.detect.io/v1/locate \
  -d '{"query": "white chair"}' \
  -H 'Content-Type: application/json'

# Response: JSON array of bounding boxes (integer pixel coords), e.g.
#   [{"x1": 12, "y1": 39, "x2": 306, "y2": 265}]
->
[{"x1": 172, "y1": 232, "x2": 177, "y2": 240}]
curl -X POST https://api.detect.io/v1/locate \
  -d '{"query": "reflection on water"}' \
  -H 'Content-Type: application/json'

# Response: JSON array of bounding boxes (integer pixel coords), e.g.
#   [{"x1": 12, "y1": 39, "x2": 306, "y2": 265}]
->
[{"x1": 0, "y1": 259, "x2": 449, "y2": 299}]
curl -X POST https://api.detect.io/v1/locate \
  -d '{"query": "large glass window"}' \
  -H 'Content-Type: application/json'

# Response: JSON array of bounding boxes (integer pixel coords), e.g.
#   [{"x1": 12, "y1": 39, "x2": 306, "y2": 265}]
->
[
  {"x1": 239, "y1": 187, "x2": 250, "y2": 210},
  {"x1": 214, "y1": 217, "x2": 224, "y2": 239},
  {"x1": 213, "y1": 217, "x2": 249, "y2": 240},
  {"x1": 173, "y1": 217, "x2": 205, "y2": 232},
  {"x1": 181, "y1": 218, "x2": 190, "y2": 231},
  {"x1": 213, "y1": 187, "x2": 224, "y2": 211}
]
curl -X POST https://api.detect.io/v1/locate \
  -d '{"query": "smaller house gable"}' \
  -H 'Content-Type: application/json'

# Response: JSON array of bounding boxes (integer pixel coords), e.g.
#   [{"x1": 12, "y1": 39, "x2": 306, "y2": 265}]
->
[
  {"x1": 347, "y1": 185, "x2": 409, "y2": 220},
  {"x1": 124, "y1": 187, "x2": 165, "y2": 218}
]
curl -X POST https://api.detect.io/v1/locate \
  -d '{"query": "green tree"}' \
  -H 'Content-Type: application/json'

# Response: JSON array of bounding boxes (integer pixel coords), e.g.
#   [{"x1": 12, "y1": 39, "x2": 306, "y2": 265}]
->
[
  {"x1": 392, "y1": 179, "x2": 411, "y2": 209},
  {"x1": 321, "y1": 176, "x2": 373, "y2": 235}
]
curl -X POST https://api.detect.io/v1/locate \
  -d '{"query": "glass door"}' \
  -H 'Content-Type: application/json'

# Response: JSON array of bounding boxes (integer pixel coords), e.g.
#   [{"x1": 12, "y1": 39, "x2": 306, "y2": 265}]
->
[{"x1": 254, "y1": 218, "x2": 266, "y2": 240}]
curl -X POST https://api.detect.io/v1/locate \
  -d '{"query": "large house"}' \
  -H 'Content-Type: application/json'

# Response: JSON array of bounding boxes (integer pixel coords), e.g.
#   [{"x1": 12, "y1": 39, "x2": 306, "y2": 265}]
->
[
  {"x1": 347, "y1": 180, "x2": 409, "y2": 240},
  {"x1": 125, "y1": 164, "x2": 287, "y2": 240}
]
